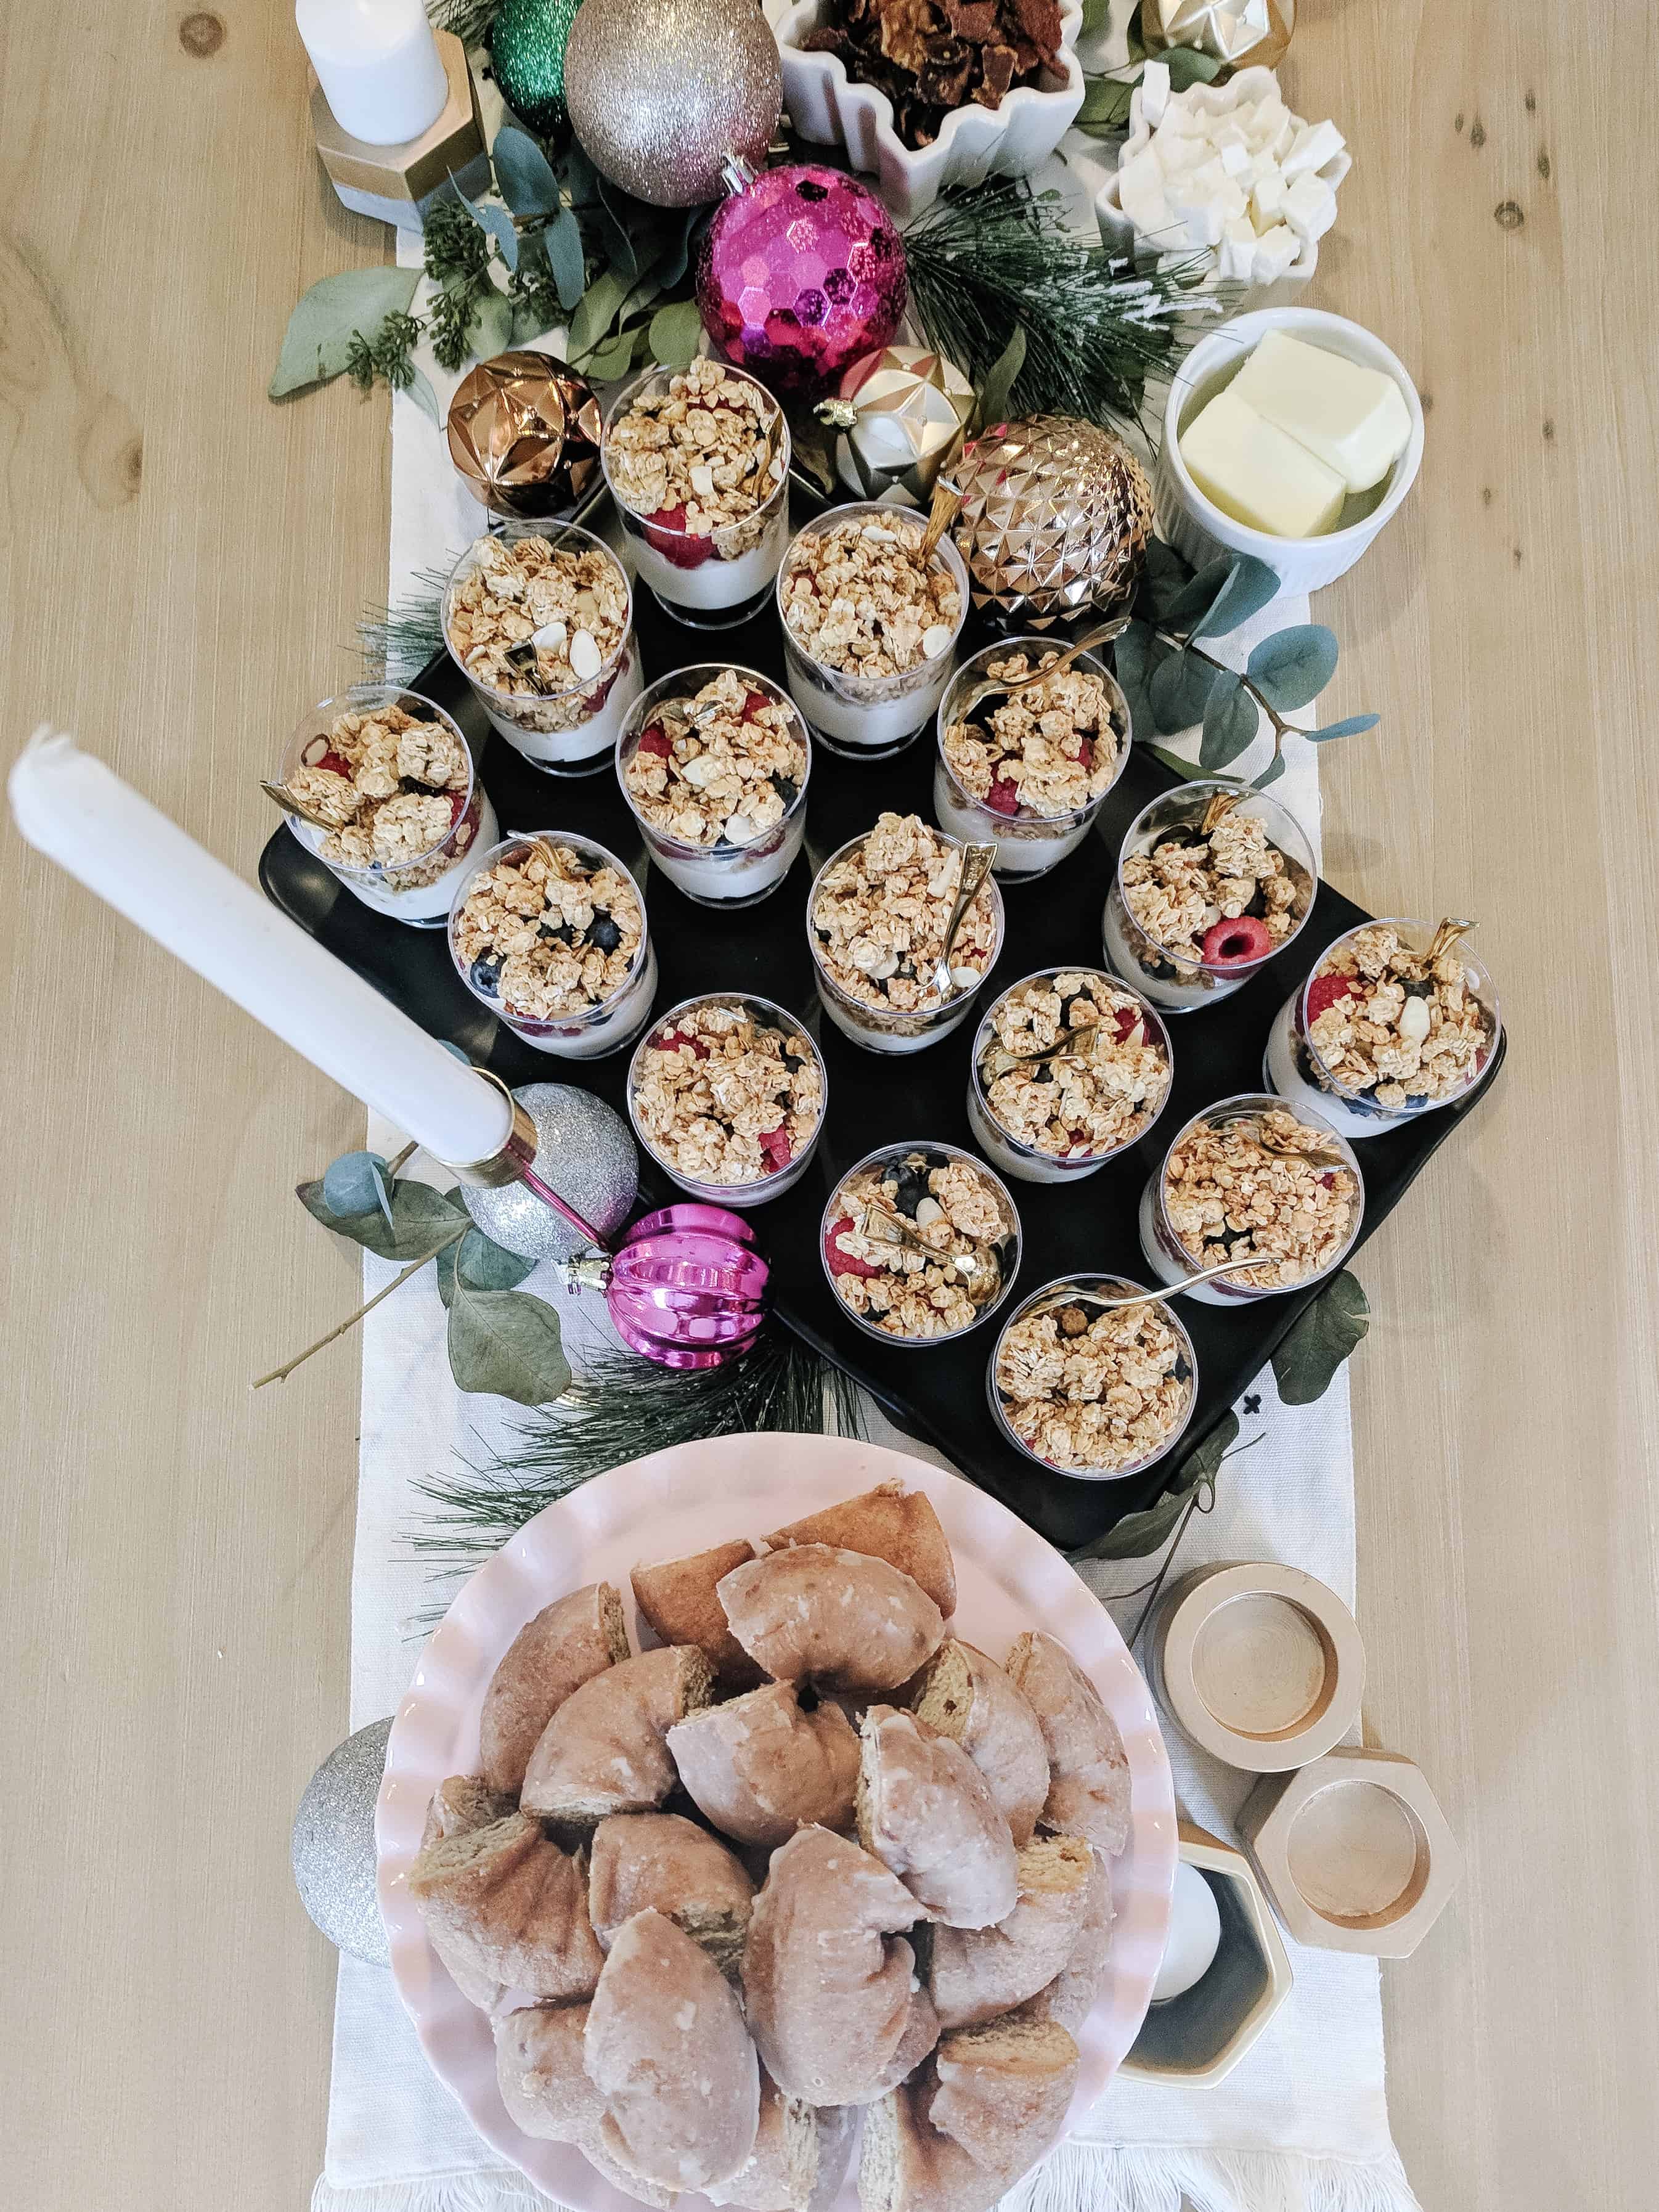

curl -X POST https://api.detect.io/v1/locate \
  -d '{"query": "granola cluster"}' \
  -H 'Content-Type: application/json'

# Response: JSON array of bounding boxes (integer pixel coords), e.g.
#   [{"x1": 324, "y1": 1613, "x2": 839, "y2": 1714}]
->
[
  {"x1": 624, "y1": 671, "x2": 807, "y2": 850},
  {"x1": 1162, "y1": 1108, "x2": 1358, "y2": 1292},
  {"x1": 795, "y1": 0, "x2": 1064, "y2": 152},
  {"x1": 290, "y1": 703, "x2": 472, "y2": 886},
  {"x1": 632, "y1": 1001, "x2": 823, "y2": 1188},
  {"x1": 452, "y1": 841, "x2": 642, "y2": 1024},
  {"x1": 781, "y1": 514, "x2": 961, "y2": 679},
  {"x1": 446, "y1": 535, "x2": 629, "y2": 727},
  {"x1": 978, "y1": 973, "x2": 1170, "y2": 1161},
  {"x1": 995, "y1": 1295, "x2": 1192, "y2": 1474},
  {"x1": 943, "y1": 653, "x2": 1126, "y2": 820},
  {"x1": 812, "y1": 813, "x2": 999, "y2": 1015},
  {"x1": 1121, "y1": 802, "x2": 1303, "y2": 969},
  {"x1": 605, "y1": 360, "x2": 781, "y2": 557},
  {"x1": 1305, "y1": 924, "x2": 1494, "y2": 1109},
  {"x1": 825, "y1": 1149, "x2": 1016, "y2": 1340}
]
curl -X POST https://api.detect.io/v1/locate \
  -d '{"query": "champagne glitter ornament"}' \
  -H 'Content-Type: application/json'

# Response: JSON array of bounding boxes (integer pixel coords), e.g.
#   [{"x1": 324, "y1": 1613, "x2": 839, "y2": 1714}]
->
[
  {"x1": 817, "y1": 344, "x2": 974, "y2": 507},
  {"x1": 1141, "y1": 0, "x2": 1294, "y2": 71},
  {"x1": 953, "y1": 415, "x2": 1155, "y2": 631},
  {"x1": 291, "y1": 1718, "x2": 393, "y2": 1965},
  {"x1": 491, "y1": 0, "x2": 584, "y2": 140},
  {"x1": 563, "y1": 0, "x2": 781, "y2": 206},
  {"x1": 446, "y1": 351, "x2": 603, "y2": 518}
]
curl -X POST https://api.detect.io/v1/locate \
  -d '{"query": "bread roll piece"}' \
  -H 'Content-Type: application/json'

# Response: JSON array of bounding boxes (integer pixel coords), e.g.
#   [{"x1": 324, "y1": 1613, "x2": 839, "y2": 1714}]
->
[
  {"x1": 764, "y1": 1482, "x2": 956, "y2": 1618},
  {"x1": 479, "y1": 1583, "x2": 631, "y2": 1796},
  {"x1": 704, "y1": 2071, "x2": 857, "y2": 2212},
  {"x1": 857, "y1": 1706, "x2": 1018, "y2": 1930},
  {"x1": 633, "y1": 1540, "x2": 763, "y2": 1690},
  {"x1": 667, "y1": 1681, "x2": 860, "y2": 1848},
  {"x1": 929, "y1": 1837, "x2": 1093, "y2": 2030},
  {"x1": 908, "y1": 1642, "x2": 1049, "y2": 1847},
  {"x1": 420, "y1": 1773, "x2": 516, "y2": 1854},
  {"x1": 1004, "y1": 1632, "x2": 1131, "y2": 1857},
  {"x1": 719, "y1": 1546, "x2": 945, "y2": 1696},
  {"x1": 589, "y1": 1812, "x2": 755, "y2": 1973},
  {"x1": 585, "y1": 1908, "x2": 760, "y2": 2192},
  {"x1": 493, "y1": 2003, "x2": 680, "y2": 2208},
  {"x1": 742, "y1": 1825, "x2": 925, "y2": 2107},
  {"x1": 869, "y1": 1987, "x2": 941, "y2": 2098},
  {"x1": 1021, "y1": 1845, "x2": 1114, "y2": 2036},
  {"x1": 859, "y1": 2016, "x2": 1079, "y2": 2212},
  {"x1": 409, "y1": 1813, "x2": 604, "y2": 2006},
  {"x1": 521, "y1": 1646, "x2": 715, "y2": 1824}
]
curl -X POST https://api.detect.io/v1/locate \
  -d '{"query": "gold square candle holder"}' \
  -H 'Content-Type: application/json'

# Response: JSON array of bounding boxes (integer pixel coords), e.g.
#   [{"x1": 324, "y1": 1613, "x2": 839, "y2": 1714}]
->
[{"x1": 311, "y1": 30, "x2": 489, "y2": 233}]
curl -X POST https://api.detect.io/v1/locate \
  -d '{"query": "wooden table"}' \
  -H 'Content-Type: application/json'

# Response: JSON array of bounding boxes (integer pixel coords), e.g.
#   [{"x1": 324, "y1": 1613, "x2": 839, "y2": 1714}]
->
[{"x1": 2, "y1": 5, "x2": 1654, "y2": 2206}]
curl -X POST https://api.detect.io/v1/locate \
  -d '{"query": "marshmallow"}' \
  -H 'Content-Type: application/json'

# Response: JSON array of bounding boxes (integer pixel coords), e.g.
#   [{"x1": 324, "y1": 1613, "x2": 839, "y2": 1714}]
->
[
  {"x1": 1217, "y1": 214, "x2": 1257, "y2": 284},
  {"x1": 1282, "y1": 169, "x2": 1337, "y2": 243},
  {"x1": 1281, "y1": 118, "x2": 1346, "y2": 178},
  {"x1": 1139, "y1": 58, "x2": 1170, "y2": 127},
  {"x1": 1250, "y1": 171, "x2": 1286, "y2": 229},
  {"x1": 1154, "y1": 131, "x2": 1210, "y2": 176},
  {"x1": 1117, "y1": 147, "x2": 1173, "y2": 239},
  {"x1": 1250, "y1": 224, "x2": 1300, "y2": 284},
  {"x1": 1218, "y1": 138, "x2": 1252, "y2": 178}
]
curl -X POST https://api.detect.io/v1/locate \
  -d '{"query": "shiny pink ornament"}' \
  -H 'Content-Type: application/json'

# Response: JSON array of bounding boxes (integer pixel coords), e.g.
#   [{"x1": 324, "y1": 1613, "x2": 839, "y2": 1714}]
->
[
  {"x1": 696, "y1": 163, "x2": 908, "y2": 401},
  {"x1": 568, "y1": 1204, "x2": 770, "y2": 1370}
]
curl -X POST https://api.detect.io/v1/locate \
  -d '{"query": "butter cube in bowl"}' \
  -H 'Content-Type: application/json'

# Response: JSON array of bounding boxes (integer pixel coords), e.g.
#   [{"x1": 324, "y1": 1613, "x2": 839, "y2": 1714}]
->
[{"x1": 1154, "y1": 308, "x2": 1424, "y2": 598}]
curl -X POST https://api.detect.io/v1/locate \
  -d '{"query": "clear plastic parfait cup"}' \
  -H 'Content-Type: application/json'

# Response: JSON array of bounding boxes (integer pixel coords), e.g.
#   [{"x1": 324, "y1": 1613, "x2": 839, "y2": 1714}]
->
[
  {"x1": 277, "y1": 684, "x2": 495, "y2": 928},
  {"x1": 627, "y1": 992, "x2": 827, "y2": 1210},
  {"x1": 987, "y1": 1273, "x2": 1199, "y2": 1483},
  {"x1": 447, "y1": 830, "x2": 658, "y2": 1059},
  {"x1": 601, "y1": 362, "x2": 791, "y2": 629},
  {"x1": 967, "y1": 968, "x2": 1174, "y2": 1186},
  {"x1": 777, "y1": 502, "x2": 970, "y2": 760},
  {"x1": 933, "y1": 639, "x2": 1131, "y2": 879},
  {"x1": 1103, "y1": 778, "x2": 1318, "y2": 1012},
  {"x1": 616, "y1": 665, "x2": 811, "y2": 910},
  {"x1": 821, "y1": 1140, "x2": 1022, "y2": 1349},
  {"x1": 441, "y1": 520, "x2": 642, "y2": 773},
  {"x1": 1265, "y1": 915, "x2": 1502, "y2": 1137},
  {"x1": 1138, "y1": 1092, "x2": 1364, "y2": 1306}
]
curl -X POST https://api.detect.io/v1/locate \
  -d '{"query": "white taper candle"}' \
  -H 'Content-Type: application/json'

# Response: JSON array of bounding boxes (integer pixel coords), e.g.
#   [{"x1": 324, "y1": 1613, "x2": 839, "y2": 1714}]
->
[
  {"x1": 9, "y1": 729, "x2": 511, "y2": 1167},
  {"x1": 296, "y1": 0, "x2": 449, "y2": 147}
]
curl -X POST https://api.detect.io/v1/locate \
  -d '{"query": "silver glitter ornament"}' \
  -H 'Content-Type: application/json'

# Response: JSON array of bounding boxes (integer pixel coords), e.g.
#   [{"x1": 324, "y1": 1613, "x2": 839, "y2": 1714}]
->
[
  {"x1": 463, "y1": 1082, "x2": 638, "y2": 1262},
  {"x1": 291, "y1": 1716, "x2": 393, "y2": 1965},
  {"x1": 563, "y1": 0, "x2": 781, "y2": 207}
]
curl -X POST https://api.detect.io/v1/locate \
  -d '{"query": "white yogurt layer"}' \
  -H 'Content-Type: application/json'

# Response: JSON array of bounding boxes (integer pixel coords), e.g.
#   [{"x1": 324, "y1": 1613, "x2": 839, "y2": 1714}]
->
[
  {"x1": 473, "y1": 653, "x2": 643, "y2": 770},
  {"x1": 788, "y1": 651, "x2": 953, "y2": 752},
  {"x1": 815, "y1": 976, "x2": 978, "y2": 1055},
  {"x1": 645, "y1": 812, "x2": 804, "y2": 907},
  {"x1": 1136, "y1": 1175, "x2": 1244, "y2": 1304},
  {"x1": 966, "y1": 1080, "x2": 1111, "y2": 1185},
  {"x1": 630, "y1": 508, "x2": 789, "y2": 614},
  {"x1": 303, "y1": 791, "x2": 499, "y2": 926},
  {"x1": 507, "y1": 940, "x2": 659, "y2": 1059},
  {"x1": 1265, "y1": 994, "x2": 1414, "y2": 1137},
  {"x1": 935, "y1": 765, "x2": 1091, "y2": 879}
]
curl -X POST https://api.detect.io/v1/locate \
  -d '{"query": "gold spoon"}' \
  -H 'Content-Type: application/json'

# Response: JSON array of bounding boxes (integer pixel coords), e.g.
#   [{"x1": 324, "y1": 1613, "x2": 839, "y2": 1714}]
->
[
  {"x1": 917, "y1": 474, "x2": 964, "y2": 566},
  {"x1": 951, "y1": 614, "x2": 1134, "y2": 724},
  {"x1": 1037, "y1": 1255, "x2": 1282, "y2": 1316},
  {"x1": 261, "y1": 779, "x2": 341, "y2": 833},
  {"x1": 930, "y1": 842, "x2": 998, "y2": 1002},
  {"x1": 852, "y1": 1201, "x2": 1003, "y2": 1302}
]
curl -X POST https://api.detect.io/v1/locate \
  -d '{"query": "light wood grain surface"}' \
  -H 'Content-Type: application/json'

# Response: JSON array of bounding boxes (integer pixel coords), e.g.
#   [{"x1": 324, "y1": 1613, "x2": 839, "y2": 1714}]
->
[{"x1": 2, "y1": 4, "x2": 1654, "y2": 2208}]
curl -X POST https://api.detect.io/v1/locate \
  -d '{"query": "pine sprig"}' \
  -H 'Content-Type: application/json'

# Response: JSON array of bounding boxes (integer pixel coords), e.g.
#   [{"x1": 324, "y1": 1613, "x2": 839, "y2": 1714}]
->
[
  {"x1": 903, "y1": 178, "x2": 1225, "y2": 431},
  {"x1": 427, "y1": 0, "x2": 501, "y2": 46},
  {"x1": 356, "y1": 564, "x2": 454, "y2": 679}
]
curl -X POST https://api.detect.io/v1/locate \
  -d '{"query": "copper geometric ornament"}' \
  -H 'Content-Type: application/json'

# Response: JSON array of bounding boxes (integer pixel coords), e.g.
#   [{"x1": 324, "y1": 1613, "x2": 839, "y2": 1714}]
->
[
  {"x1": 952, "y1": 415, "x2": 1156, "y2": 632},
  {"x1": 446, "y1": 350, "x2": 603, "y2": 518}
]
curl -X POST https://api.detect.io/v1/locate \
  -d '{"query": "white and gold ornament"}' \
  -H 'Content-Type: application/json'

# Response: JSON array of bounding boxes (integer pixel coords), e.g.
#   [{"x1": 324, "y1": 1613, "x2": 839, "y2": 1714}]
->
[
  {"x1": 1141, "y1": 0, "x2": 1294, "y2": 72},
  {"x1": 816, "y1": 345, "x2": 976, "y2": 508}
]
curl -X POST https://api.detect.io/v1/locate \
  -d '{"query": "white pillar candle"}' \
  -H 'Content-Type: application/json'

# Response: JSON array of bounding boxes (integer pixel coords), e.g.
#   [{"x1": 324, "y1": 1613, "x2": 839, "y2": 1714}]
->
[
  {"x1": 9, "y1": 730, "x2": 511, "y2": 1168},
  {"x1": 296, "y1": 0, "x2": 449, "y2": 147}
]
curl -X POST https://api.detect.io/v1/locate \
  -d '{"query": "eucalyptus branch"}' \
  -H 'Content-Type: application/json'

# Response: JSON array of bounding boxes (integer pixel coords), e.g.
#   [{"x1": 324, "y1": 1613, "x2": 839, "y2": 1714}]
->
[
  {"x1": 251, "y1": 1225, "x2": 465, "y2": 1390},
  {"x1": 1154, "y1": 626, "x2": 1294, "y2": 743}
]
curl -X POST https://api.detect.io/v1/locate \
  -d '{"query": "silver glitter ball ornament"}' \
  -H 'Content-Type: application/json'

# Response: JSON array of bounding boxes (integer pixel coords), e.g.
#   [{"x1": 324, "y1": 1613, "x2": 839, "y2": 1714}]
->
[
  {"x1": 563, "y1": 0, "x2": 781, "y2": 207},
  {"x1": 291, "y1": 1716, "x2": 393, "y2": 1965},
  {"x1": 463, "y1": 1082, "x2": 638, "y2": 1262}
]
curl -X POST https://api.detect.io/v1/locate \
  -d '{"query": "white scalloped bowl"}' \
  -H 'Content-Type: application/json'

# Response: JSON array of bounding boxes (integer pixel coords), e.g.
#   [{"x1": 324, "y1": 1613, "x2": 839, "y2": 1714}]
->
[
  {"x1": 377, "y1": 1432, "x2": 1176, "y2": 2212},
  {"x1": 775, "y1": 0, "x2": 1086, "y2": 221}
]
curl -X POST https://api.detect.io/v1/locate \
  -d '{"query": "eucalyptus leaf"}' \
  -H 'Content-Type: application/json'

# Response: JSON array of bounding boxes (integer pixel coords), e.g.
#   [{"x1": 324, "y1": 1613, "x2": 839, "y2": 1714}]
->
[
  {"x1": 1271, "y1": 1270, "x2": 1369, "y2": 1405},
  {"x1": 541, "y1": 205, "x2": 587, "y2": 311},
  {"x1": 1246, "y1": 624, "x2": 1339, "y2": 711},
  {"x1": 1164, "y1": 45, "x2": 1225, "y2": 90},
  {"x1": 469, "y1": 287, "x2": 516, "y2": 359},
  {"x1": 1069, "y1": 1411, "x2": 1239, "y2": 1561},
  {"x1": 593, "y1": 179, "x2": 638, "y2": 283},
  {"x1": 567, "y1": 267, "x2": 632, "y2": 361},
  {"x1": 437, "y1": 1227, "x2": 537, "y2": 1308},
  {"x1": 583, "y1": 322, "x2": 647, "y2": 382},
  {"x1": 1200, "y1": 671, "x2": 1260, "y2": 767},
  {"x1": 1146, "y1": 742, "x2": 1199, "y2": 778},
  {"x1": 648, "y1": 299, "x2": 704, "y2": 369},
  {"x1": 298, "y1": 1175, "x2": 469, "y2": 1264},
  {"x1": 269, "y1": 266, "x2": 421, "y2": 398},
  {"x1": 405, "y1": 365, "x2": 441, "y2": 426},
  {"x1": 1114, "y1": 619, "x2": 1153, "y2": 695},
  {"x1": 322, "y1": 1149, "x2": 394, "y2": 1231},
  {"x1": 450, "y1": 173, "x2": 520, "y2": 271},
  {"x1": 653, "y1": 205, "x2": 702, "y2": 294},
  {"x1": 493, "y1": 126, "x2": 561, "y2": 216},
  {"x1": 1151, "y1": 646, "x2": 1220, "y2": 733},
  {"x1": 974, "y1": 325, "x2": 1026, "y2": 433},
  {"x1": 1075, "y1": 76, "x2": 1134, "y2": 135},
  {"x1": 1192, "y1": 553, "x2": 1281, "y2": 639},
  {"x1": 561, "y1": 141, "x2": 600, "y2": 208},
  {"x1": 1078, "y1": 0, "x2": 1110, "y2": 33},
  {"x1": 1252, "y1": 751, "x2": 1287, "y2": 788},
  {"x1": 1310, "y1": 711, "x2": 1382, "y2": 741},
  {"x1": 1142, "y1": 537, "x2": 1196, "y2": 617},
  {"x1": 1164, "y1": 553, "x2": 1233, "y2": 628},
  {"x1": 448, "y1": 1286, "x2": 571, "y2": 1404}
]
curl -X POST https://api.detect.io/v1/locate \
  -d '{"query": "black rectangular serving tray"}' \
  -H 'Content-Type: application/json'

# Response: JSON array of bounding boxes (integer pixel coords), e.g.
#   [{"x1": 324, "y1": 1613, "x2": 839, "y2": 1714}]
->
[{"x1": 261, "y1": 570, "x2": 1502, "y2": 1552}]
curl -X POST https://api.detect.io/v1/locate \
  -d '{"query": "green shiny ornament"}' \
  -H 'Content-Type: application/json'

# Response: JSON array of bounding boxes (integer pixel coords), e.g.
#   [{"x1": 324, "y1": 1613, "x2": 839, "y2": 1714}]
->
[{"x1": 491, "y1": 0, "x2": 584, "y2": 141}]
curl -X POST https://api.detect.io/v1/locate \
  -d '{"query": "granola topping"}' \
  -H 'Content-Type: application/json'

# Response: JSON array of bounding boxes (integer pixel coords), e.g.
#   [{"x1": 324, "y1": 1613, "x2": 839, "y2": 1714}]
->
[
  {"x1": 979, "y1": 973, "x2": 1170, "y2": 1161},
  {"x1": 605, "y1": 359, "x2": 782, "y2": 558},
  {"x1": 290, "y1": 703, "x2": 473, "y2": 887},
  {"x1": 825, "y1": 1149, "x2": 1017, "y2": 1340},
  {"x1": 943, "y1": 653, "x2": 1127, "y2": 820},
  {"x1": 781, "y1": 514, "x2": 961, "y2": 678},
  {"x1": 811, "y1": 813, "x2": 999, "y2": 1014},
  {"x1": 1162, "y1": 1107, "x2": 1358, "y2": 1292},
  {"x1": 1121, "y1": 801, "x2": 1304, "y2": 971},
  {"x1": 632, "y1": 1001, "x2": 823, "y2": 1187},
  {"x1": 995, "y1": 1294, "x2": 1192, "y2": 1474},
  {"x1": 453, "y1": 841, "x2": 643, "y2": 1024},
  {"x1": 624, "y1": 671, "x2": 808, "y2": 850},
  {"x1": 1305, "y1": 923, "x2": 1494, "y2": 1109},
  {"x1": 446, "y1": 534, "x2": 629, "y2": 724}
]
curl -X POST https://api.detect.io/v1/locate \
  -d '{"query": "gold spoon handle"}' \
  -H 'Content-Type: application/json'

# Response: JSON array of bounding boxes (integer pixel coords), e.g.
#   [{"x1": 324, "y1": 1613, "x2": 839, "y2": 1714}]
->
[
  {"x1": 1054, "y1": 1254, "x2": 1282, "y2": 1313},
  {"x1": 918, "y1": 476, "x2": 964, "y2": 566},
  {"x1": 934, "y1": 842, "x2": 997, "y2": 990},
  {"x1": 261, "y1": 779, "x2": 338, "y2": 833}
]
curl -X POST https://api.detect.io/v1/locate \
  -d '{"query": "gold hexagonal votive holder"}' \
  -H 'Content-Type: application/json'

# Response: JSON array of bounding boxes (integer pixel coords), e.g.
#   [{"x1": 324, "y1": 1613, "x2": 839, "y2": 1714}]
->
[
  {"x1": 1237, "y1": 1747, "x2": 1464, "y2": 1957},
  {"x1": 311, "y1": 31, "x2": 487, "y2": 233}
]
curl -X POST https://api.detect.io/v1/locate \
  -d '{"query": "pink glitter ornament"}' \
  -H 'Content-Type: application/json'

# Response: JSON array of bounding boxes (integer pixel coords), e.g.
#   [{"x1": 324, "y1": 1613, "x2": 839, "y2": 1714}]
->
[
  {"x1": 563, "y1": 1204, "x2": 770, "y2": 1369},
  {"x1": 696, "y1": 163, "x2": 908, "y2": 401}
]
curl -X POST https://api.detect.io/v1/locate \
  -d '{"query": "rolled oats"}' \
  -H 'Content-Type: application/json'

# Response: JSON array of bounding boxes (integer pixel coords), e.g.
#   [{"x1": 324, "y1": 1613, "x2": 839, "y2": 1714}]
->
[
  {"x1": 290, "y1": 703, "x2": 472, "y2": 886},
  {"x1": 1161, "y1": 1107, "x2": 1358, "y2": 1292},
  {"x1": 452, "y1": 840, "x2": 643, "y2": 1024},
  {"x1": 631, "y1": 1000, "x2": 823, "y2": 1188},
  {"x1": 1305, "y1": 922, "x2": 1494, "y2": 1109},
  {"x1": 995, "y1": 1294, "x2": 1192, "y2": 1474},
  {"x1": 978, "y1": 973, "x2": 1170, "y2": 1162},
  {"x1": 1121, "y1": 798, "x2": 1305, "y2": 974},
  {"x1": 446, "y1": 534, "x2": 629, "y2": 730},
  {"x1": 623, "y1": 671, "x2": 807, "y2": 850},
  {"x1": 781, "y1": 514, "x2": 961, "y2": 679},
  {"x1": 605, "y1": 360, "x2": 781, "y2": 558},
  {"x1": 942, "y1": 654, "x2": 1126, "y2": 820},
  {"x1": 825, "y1": 1148, "x2": 1017, "y2": 1341},
  {"x1": 812, "y1": 813, "x2": 999, "y2": 1014}
]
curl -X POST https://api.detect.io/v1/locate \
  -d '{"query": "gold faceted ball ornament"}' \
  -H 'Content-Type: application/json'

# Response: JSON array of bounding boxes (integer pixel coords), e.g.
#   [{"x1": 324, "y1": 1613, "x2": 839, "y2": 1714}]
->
[
  {"x1": 952, "y1": 416, "x2": 1156, "y2": 632},
  {"x1": 1140, "y1": 0, "x2": 1294, "y2": 73},
  {"x1": 446, "y1": 350, "x2": 603, "y2": 519},
  {"x1": 818, "y1": 345, "x2": 976, "y2": 509}
]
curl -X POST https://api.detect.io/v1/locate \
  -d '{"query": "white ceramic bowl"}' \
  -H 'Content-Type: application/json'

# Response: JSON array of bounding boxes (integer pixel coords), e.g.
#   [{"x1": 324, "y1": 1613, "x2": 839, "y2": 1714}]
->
[
  {"x1": 775, "y1": 0, "x2": 1085, "y2": 220},
  {"x1": 377, "y1": 1434, "x2": 1177, "y2": 2212},
  {"x1": 1154, "y1": 306, "x2": 1424, "y2": 598}
]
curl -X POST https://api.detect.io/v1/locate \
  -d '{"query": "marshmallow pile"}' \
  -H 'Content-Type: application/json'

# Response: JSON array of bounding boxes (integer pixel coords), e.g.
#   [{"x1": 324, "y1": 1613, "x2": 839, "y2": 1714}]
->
[{"x1": 1115, "y1": 62, "x2": 1347, "y2": 289}]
